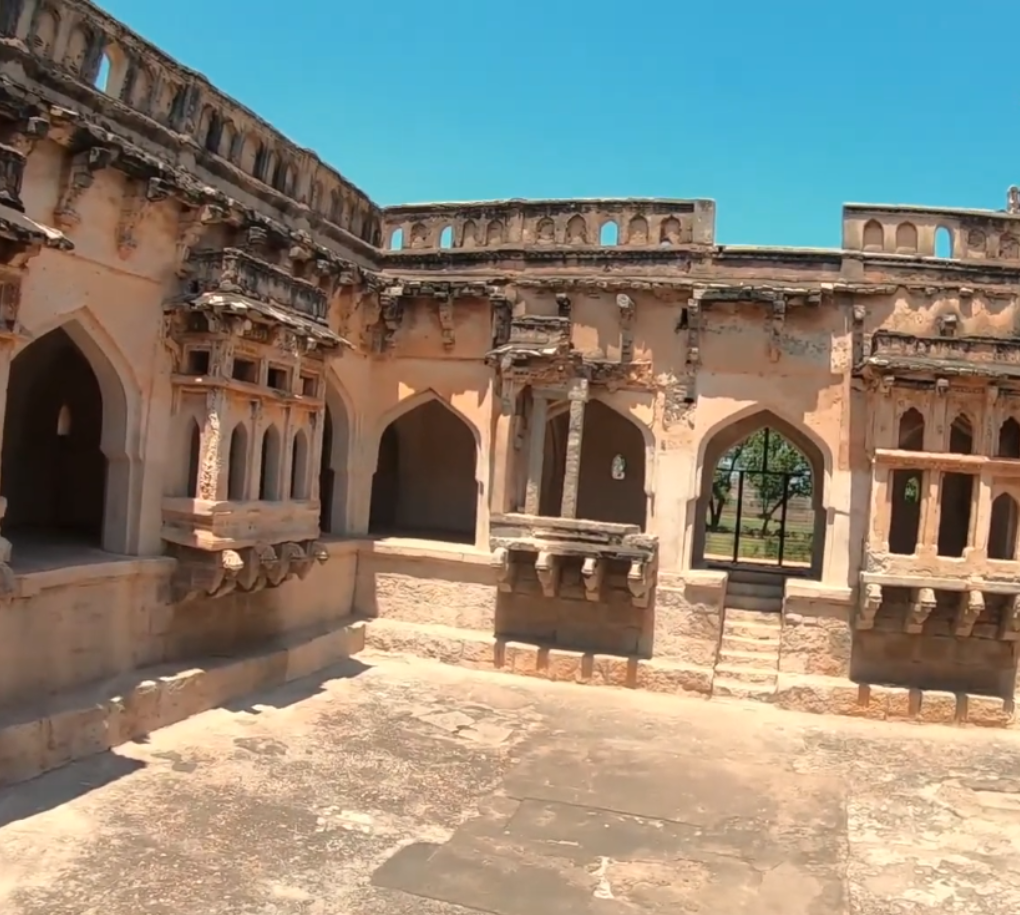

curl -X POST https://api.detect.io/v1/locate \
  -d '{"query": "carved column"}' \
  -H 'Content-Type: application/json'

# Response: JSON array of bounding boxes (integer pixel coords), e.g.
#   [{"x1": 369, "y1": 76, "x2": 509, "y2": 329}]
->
[
  {"x1": 869, "y1": 463, "x2": 891, "y2": 551},
  {"x1": 523, "y1": 394, "x2": 548, "y2": 514},
  {"x1": 560, "y1": 379, "x2": 589, "y2": 519},
  {"x1": 199, "y1": 387, "x2": 229, "y2": 501},
  {"x1": 309, "y1": 406, "x2": 325, "y2": 505},
  {"x1": 970, "y1": 471, "x2": 994, "y2": 558},
  {"x1": 489, "y1": 386, "x2": 516, "y2": 516},
  {"x1": 918, "y1": 470, "x2": 943, "y2": 553}
]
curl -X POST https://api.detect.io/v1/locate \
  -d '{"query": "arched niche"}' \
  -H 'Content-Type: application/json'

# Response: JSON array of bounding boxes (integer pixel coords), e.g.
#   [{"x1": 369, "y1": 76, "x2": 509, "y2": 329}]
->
[
  {"x1": 227, "y1": 423, "x2": 248, "y2": 501},
  {"x1": 898, "y1": 408, "x2": 925, "y2": 451},
  {"x1": 319, "y1": 379, "x2": 352, "y2": 534},
  {"x1": 988, "y1": 493, "x2": 1019, "y2": 561},
  {"x1": 259, "y1": 425, "x2": 282, "y2": 500},
  {"x1": 539, "y1": 399, "x2": 649, "y2": 529},
  {"x1": 290, "y1": 430, "x2": 310, "y2": 500},
  {"x1": 693, "y1": 409, "x2": 827, "y2": 577},
  {"x1": 368, "y1": 392, "x2": 479, "y2": 542},
  {"x1": 2, "y1": 320, "x2": 135, "y2": 556}
]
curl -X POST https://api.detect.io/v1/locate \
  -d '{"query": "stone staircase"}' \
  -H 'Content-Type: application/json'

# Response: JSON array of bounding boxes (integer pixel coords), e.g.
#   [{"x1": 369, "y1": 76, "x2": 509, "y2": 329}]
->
[{"x1": 712, "y1": 569, "x2": 785, "y2": 700}]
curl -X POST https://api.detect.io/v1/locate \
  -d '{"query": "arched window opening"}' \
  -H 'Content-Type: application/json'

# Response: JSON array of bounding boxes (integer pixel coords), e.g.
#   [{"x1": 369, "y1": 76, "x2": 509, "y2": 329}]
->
[
  {"x1": 599, "y1": 221, "x2": 619, "y2": 246},
  {"x1": 998, "y1": 418, "x2": 1020, "y2": 458},
  {"x1": 889, "y1": 470, "x2": 922, "y2": 555},
  {"x1": 898, "y1": 408, "x2": 925, "y2": 451},
  {"x1": 227, "y1": 424, "x2": 248, "y2": 501},
  {"x1": 390, "y1": 228, "x2": 404, "y2": 250},
  {"x1": 204, "y1": 111, "x2": 223, "y2": 154},
  {"x1": 186, "y1": 420, "x2": 201, "y2": 498},
  {"x1": 700, "y1": 426, "x2": 815, "y2": 569},
  {"x1": 988, "y1": 494, "x2": 1019, "y2": 561},
  {"x1": 369, "y1": 399, "x2": 477, "y2": 542},
  {"x1": 290, "y1": 430, "x2": 310, "y2": 500},
  {"x1": 259, "y1": 426, "x2": 282, "y2": 501},
  {"x1": 949, "y1": 414, "x2": 973, "y2": 454},
  {"x1": 935, "y1": 226, "x2": 953, "y2": 258},
  {"x1": 95, "y1": 51, "x2": 112, "y2": 92},
  {"x1": 538, "y1": 402, "x2": 646, "y2": 528},
  {"x1": 438, "y1": 226, "x2": 454, "y2": 249},
  {"x1": 862, "y1": 219, "x2": 884, "y2": 251},
  {"x1": 937, "y1": 471, "x2": 974, "y2": 557},
  {"x1": 1, "y1": 328, "x2": 106, "y2": 551}
]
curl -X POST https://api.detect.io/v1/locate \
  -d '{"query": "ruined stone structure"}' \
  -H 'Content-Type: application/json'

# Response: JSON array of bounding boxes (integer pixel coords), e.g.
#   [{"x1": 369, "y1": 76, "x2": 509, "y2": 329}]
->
[{"x1": 0, "y1": 0, "x2": 1018, "y2": 783}]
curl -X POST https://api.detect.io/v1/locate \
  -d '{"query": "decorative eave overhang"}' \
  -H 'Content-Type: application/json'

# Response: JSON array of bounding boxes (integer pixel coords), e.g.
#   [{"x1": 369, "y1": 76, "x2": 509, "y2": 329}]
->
[
  {"x1": 0, "y1": 198, "x2": 70, "y2": 255},
  {"x1": 858, "y1": 331, "x2": 1020, "y2": 384}
]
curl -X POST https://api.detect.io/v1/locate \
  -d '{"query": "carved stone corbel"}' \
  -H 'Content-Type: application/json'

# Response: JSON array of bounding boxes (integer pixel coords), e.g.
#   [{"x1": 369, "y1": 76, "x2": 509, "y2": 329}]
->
[
  {"x1": 1001, "y1": 594, "x2": 1020, "y2": 641},
  {"x1": 490, "y1": 546, "x2": 516, "y2": 592},
  {"x1": 627, "y1": 559, "x2": 652, "y2": 608},
  {"x1": 175, "y1": 204, "x2": 225, "y2": 276},
  {"x1": 169, "y1": 547, "x2": 244, "y2": 603},
  {"x1": 904, "y1": 587, "x2": 936, "y2": 634},
  {"x1": 616, "y1": 293, "x2": 635, "y2": 363},
  {"x1": 954, "y1": 590, "x2": 984, "y2": 638},
  {"x1": 555, "y1": 293, "x2": 571, "y2": 320},
  {"x1": 581, "y1": 556, "x2": 604, "y2": 603},
  {"x1": 879, "y1": 376, "x2": 895, "y2": 397},
  {"x1": 54, "y1": 146, "x2": 114, "y2": 230},
  {"x1": 935, "y1": 378, "x2": 950, "y2": 397},
  {"x1": 535, "y1": 551, "x2": 561, "y2": 598},
  {"x1": 379, "y1": 290, "x2": 404, "y2": 351},
  {"x1": 851, "y1": 301, "x2": 867, "y2": 367},
  {"x1": 856, "y1": 582, "x2": 883, "y2": 630},
  {"x1": 685, "y1": 294, "x2": 702, "y2": 372},
  {"x1": 4, "y1": 116, "x2": 50, "y2": 158},
  {"x1": 116, "y1": 177, "x2": 171, "y2": 259},
  {"x1": 438, "y1": 296, "x2": 455, "y2": 350},
  {"x1": 768, "y1": 296, "x2": 786, "y2": 363},
  {"x1": 491, "y1": 295, "x2": 512, "y2": 348}
]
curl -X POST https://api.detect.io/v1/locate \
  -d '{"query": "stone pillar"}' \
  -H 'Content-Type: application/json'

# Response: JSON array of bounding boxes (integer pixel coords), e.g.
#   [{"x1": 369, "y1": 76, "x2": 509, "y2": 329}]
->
[
  {"x1": 200, "y1": 387, "x2": 229, "y2": 501},
  {"x1": 309, "y1": 406, "x2": 325, "y2": 503},
  {"x1": 970, "y1": 470, "x2": 994, "y2": 558},
  {"x1": 524, "y1": 394, "x2": 548, "y2": 514},
  {"x1": 280, "y1": 405, "x2": 295, "y2": 499},
  {"x1": 919, "y1": 470, "x2": 943, "y2": 553},
  {"x1": 0, "y1": 341, "x2": 14, "y2": 577},
  {"x1": 489, "y1": 389, "x2": 515, "y2": 517},
  {"x1": 869, "y1": 463, "x2": 891, "y2": 551},
  {"x1": 560, "y1": 379, "x2": 590, "y2": 519}
]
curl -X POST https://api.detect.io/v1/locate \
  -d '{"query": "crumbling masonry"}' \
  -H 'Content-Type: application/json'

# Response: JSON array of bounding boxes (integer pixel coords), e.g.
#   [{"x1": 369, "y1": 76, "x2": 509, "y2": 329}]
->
[{"x1": 0, "y1": 0, "x2": 1019, "y2": 785}]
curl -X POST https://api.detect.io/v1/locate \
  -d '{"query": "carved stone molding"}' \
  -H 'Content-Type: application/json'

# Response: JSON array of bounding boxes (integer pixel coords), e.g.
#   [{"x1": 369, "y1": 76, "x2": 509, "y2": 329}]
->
[
  {"x1": 904, "y1": 587, "x2": 936, "y2": 634},
  {"x1": 855, "y1": 582, "x2": 882, "y2": 630},
  {"x1": 581, "y1": 556, "x2": 604, "y2": 602},
  {"x1": 490, "y1": 546, "x2": 515, "y2": 593},
  {"x1": 954, "y1": 590, "x2": 984, "y2": 638},
  {"x1": 116, "y1": 177, "x2": 171, "y2": 259},
  {"x1": 535, "y1": 550, "x2": 561, "y2": 598}
]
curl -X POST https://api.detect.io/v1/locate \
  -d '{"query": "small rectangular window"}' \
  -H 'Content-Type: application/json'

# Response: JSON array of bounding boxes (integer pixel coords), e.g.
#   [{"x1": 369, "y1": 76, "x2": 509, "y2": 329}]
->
[
  {"x1": 267, "y1": 366, "x2": 289, "y2": 391},
  {"x1": 232, "y1": 358, "x2": 257, "y2": 383},
  {"x1": 186, "y1": 349, "x2": 210, "y2": 375},
  {"x1": 301, "y1": 375, "x2": 318, "y2": 397}
]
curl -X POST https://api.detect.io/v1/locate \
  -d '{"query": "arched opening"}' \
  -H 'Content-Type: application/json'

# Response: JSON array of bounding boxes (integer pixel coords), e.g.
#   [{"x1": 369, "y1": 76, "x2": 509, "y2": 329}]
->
[
  {"x1": 599, "y1": 221, "x2": 619, "y2": 246},
  {"x1": 438, "y1": 226, "x2": 454, "y2": 249},
  {"x1": 227, "y1": 424, "x2": 248, "y2": 501},
  {"x1": 998, "y1": 418, "x2": 1020, "y2": 458},
  {"x1": 259, "y1": 426, "x2": 282, "y2": 501},
  {"x1": 95, "y1": 51, "x2": 112, "y2": 92},
  {"x1": 888, "y1": 471, "x2": 922, "y2": 555},
  {"x1": 862, "y1": 219, "x2": 884, "y2": 251},
  {"x1": 937, "y1": 414, "x2": 974, "y2": 556},
  {"x1": 290, "y1": 430, "x2": 310, "y2": 500},
  {"x1": 369, "y1": 398, "x2": 477, "y2": 542},
  {"x1": 935, "y1": 226, "x2": 953, "y2": 258},
  {"x1": 318, "y1": 391, "x2": 351, "y2": 534},
  {"x1": 1, "y1": 327, "x2": 107, "y2": 551},
  {"x1": 390, "y1": 228, "x2": 404, "y2": 250},
  {"x1": 203, "y1": 110, "x2": 223, "y2": 154},
  {"x1": 894, "y1": 222, "x2": 918, "y2": 253},
  {"x1": 695, "y1": 412, "x2": 825, "y2": 577},
  {"x1": 988, "y1": 494, "x2": 1018, "y2": 561},
  {"x1": 898, "y1": 407, "x2": 925, "y2": 451},
  {"x1": 186, "y1": 419, "x2": 201, "y2": 498},
  {"x1": 538, "y1": 401, "x2": 646, "y2": 528}
]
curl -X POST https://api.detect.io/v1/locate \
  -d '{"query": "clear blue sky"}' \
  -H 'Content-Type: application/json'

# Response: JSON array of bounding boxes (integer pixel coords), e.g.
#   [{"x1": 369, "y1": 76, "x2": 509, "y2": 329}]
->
[{"x1": 100, "y1": 0, "x2": 1018, "y2": 247}]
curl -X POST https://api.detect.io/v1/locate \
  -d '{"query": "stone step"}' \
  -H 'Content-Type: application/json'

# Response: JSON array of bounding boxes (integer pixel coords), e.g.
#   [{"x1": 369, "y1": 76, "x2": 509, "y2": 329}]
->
[
  {"x1": 712, "y1": 677, "x2": 777, "y2": 702},
  {"x1": 727, "y1": 580, "x2": 785, "y2": 599},
  {"x1": 714, "y1": 663, "x2": 777, "y2": 685},
  {"x1": 720, "y1": 633, "x2": 780, "y2": 653},
  {"x1": 727, "y1": 568, "x2": 790, "y2": 588},
  {"x1": 724, "y1": 608, "x2": 782, "y2": 626},
  {"x1": 725, "y1": 594, "x2": 783, "y2": 614},
  {"x1": 717, "y1": 648, "x2": 780, "y2": 671}
]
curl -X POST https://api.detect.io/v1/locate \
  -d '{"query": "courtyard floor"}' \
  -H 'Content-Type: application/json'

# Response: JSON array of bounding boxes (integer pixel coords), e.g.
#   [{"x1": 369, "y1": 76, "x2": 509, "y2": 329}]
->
[{"x1": 1, "y1": 654, "x2": 1020, "y2": 914}]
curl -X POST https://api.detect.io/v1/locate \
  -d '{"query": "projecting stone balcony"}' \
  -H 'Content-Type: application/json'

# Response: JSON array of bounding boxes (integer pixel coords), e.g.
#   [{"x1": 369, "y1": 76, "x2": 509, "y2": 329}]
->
[
  {"x1": 489, "y1": 514, "x2": 658, "y2": 609},
  {"x1": 184, "y1": 247, "x2": 328, "y2": 322},
  {"x1": 860, "y1": 330, "x2": 1020, "y2": 380}
]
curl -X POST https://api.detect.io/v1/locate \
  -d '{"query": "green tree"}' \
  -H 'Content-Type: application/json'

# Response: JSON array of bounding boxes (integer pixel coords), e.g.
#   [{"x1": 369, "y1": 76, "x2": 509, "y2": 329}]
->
[
  {"x1": 734, "y1": 429, "x2": 812, "y2": 535},
  {"x1": 708, "y1": 444, "x2": 743, "y2": 530}
]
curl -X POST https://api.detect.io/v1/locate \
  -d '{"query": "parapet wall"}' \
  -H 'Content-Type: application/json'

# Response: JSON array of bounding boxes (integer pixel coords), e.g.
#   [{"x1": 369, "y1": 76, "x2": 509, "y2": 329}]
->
[{"x1": 380, "y1": 198, "x2": 716, "y2": 251}]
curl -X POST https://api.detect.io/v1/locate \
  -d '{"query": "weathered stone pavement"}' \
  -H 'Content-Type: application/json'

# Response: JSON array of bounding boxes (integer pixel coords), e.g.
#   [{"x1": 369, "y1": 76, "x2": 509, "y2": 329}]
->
[{"x1": 1, "y1": 651, "x2": 1020, "y2": 914}]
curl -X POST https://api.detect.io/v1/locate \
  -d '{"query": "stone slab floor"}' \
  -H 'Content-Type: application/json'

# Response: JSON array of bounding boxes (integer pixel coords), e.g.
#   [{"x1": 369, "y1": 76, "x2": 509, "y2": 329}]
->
[{"x1": 2, "y1": 655, "x2": 1020, "y2": 914}]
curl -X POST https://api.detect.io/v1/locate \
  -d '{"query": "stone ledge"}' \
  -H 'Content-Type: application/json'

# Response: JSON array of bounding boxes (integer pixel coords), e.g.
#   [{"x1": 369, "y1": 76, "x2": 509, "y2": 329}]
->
[
  {"x1": 362, "y1": 618, "x2": 712, "y2": 697},
  {"x1": 774, "y1": 673, "x2": 1015, "y2": 728},
  {"x1": 0, "y1": 619, "x2": 366, "y2": 787}
]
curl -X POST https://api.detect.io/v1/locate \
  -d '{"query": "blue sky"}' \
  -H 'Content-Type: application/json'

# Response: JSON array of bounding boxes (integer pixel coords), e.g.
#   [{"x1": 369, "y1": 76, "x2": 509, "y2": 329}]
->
[{"x1": 100, "y1": 0, "x2": 1017, "y2": 247}]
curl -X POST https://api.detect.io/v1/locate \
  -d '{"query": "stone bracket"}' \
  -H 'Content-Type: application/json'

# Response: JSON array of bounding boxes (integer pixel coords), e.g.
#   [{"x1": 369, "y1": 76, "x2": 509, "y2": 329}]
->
[
  {"x1": 581, "y1": 556, "x2": 604, "y2": 602},
  {"x1": 54, "y1": 146, "x2": 115, "y2": 230},
  {"x1": 954, "y1": 589, "x2": 984, "y2": 638},
  {"x1": 116, "y1": 177, "x2": 171, "y2": 259},
  {"x1": 616, "y1": 293, "x2": 635, "y2": 363},
  {"x1": 438, "y1": 295, "x2": 455, "y2": 350},
  {"x1": 904, "y1": 587, "x2": 936, "y2": 634},
  {"x1": 535, "y1": 550, "x2": 561, "y2": 598},
  {"x1": 490, "y1": 546, "x2": 516, "y2": 593},
  {"x1": 855, "y1": 582, "x2": 882, "y2": 630},
  {"x1": 627, "y1": 560, "x2": 652, "y2": 608},
  {"x1": 167, "y1": 540, "x2": 328, "y2": 603},
  {"x1": 175, "y1": 203, "x2": 228, "y2": 276}
]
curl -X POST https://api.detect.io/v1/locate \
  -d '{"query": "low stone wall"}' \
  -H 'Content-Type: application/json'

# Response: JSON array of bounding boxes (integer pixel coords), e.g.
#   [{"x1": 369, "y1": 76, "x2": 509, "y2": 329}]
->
[
  {"x1": 0, "y1": 619, "x2": 366, "y2": 787},
  {"x1": 654, "y1": 571, "x2": 725, "y2": 670},
  {"x1": 780, "y1": 580, "x2": 853, "y2": 678}
]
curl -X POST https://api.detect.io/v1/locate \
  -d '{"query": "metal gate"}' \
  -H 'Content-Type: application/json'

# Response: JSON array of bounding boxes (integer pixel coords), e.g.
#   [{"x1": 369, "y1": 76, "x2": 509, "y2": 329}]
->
[{"x1": 705, "y1": 428, "x2": 814, "y2": 568}]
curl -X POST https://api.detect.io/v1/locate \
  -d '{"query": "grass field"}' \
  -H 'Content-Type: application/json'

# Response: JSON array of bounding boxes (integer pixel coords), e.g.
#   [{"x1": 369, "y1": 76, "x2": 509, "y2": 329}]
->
[{"x1": 704, "y1": 491, "x2": 815, "y2": 566}]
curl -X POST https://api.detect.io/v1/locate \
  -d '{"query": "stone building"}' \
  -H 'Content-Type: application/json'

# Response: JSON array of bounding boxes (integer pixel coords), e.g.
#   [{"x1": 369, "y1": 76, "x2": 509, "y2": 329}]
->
[{"x1": 0, "y1": 0, "x2": 1018, "y2": 782}]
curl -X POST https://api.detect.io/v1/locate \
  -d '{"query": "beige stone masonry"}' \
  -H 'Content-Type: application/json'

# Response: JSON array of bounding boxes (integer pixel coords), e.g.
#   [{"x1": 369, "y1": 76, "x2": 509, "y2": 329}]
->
[{"x1": 0, "y1": 620, "x2": 366, "y2": 787}]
